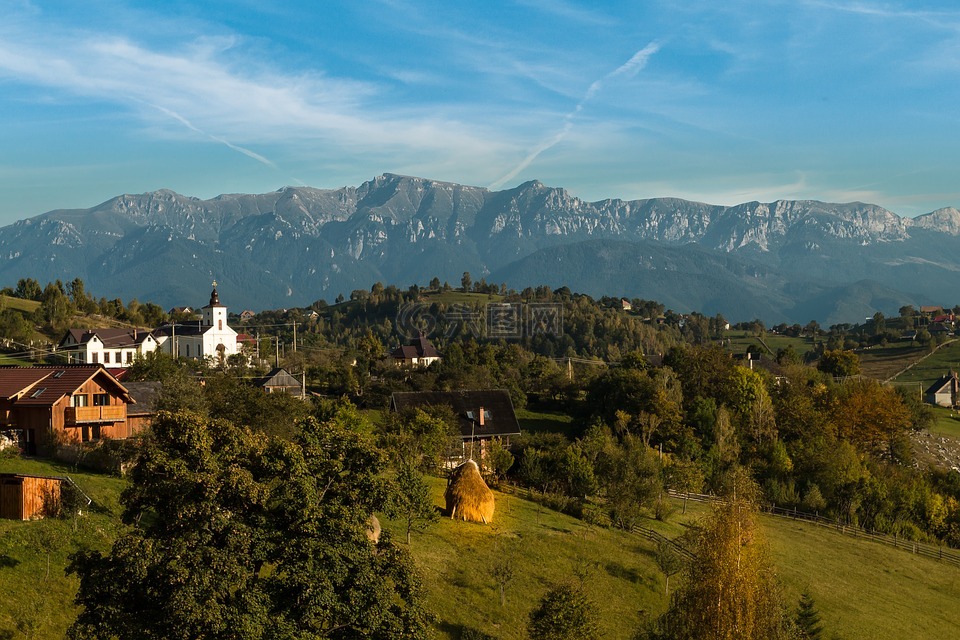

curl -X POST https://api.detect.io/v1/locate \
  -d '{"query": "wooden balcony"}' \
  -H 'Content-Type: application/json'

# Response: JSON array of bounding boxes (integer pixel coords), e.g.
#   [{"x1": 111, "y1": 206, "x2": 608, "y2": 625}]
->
[{"x1": 65, "y1": 405, "x2": 126, "y2": 425}]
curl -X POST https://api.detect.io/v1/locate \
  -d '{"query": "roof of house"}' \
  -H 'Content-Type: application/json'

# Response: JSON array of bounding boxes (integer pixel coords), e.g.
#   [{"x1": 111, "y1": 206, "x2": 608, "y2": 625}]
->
[
  {"x1": 123, "y1": 381, "x2": 162, "y2": 415},
  {"x1": 925, "y1": 371, "x2": 958, "y2": 396},
  {"x1": 0, "y1": 365, "x2": 133, "y2": 407},
  {"x1": 59, "y1": 328, "x2": 154, "y2": 350},
  {"x1": 920, "y1": 305, "x2": 944, "y2": 314},
  {"x1": 253, "y1": 368, "x2": 302, "y2": 390},
  {"x1": 390, "y1": 334, "x2": 440, "y2": 360},
  {"x1": 390, "y1": 390, "x2": 520, "y2": 439}
]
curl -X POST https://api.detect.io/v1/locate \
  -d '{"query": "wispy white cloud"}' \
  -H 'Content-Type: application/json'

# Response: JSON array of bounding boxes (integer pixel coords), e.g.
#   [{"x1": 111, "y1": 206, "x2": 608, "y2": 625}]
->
[
  {"x1": 514, "y1": 0, "x2": 617, "y2": 26},
  {"x1": 490, "y1": 42, "x2": 661, "y2": 189},
  {"x1": 0, "y1": 16, "x2": 514, "y2": 179}
]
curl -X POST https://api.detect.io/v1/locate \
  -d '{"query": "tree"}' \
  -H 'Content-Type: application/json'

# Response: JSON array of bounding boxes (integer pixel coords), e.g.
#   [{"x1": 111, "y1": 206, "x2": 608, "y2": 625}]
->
[
  {"x1": 795, "y1": 591, "x2": 824, "y2": 639},
  {"x1": 15, "y1": 278, "x2": 42, "y2": 301},
  {"x1": 461, "y1": 271, "x2": 472, "y2": 292},
  {"x1": 527, "y1": 582, "x2": 600, "y2": 640},
  {"x1": 656, "y1": 469, "x2": 794, "y2": 640},
  {"x1": 817, "y1": 349, "x2": 861, "y2": 378},
  {"x1": 491, "y1": 538, "x2": 517, "y2": 607},
  {"x1": 67, "y1": 410, "x2": 431, "y2": 640},
  {"x1": 654, "y1": 539, "x2": 684, "y2": 597},
  {"x1": 388, "y1": 461, "x2": 439, "y2": 545}
]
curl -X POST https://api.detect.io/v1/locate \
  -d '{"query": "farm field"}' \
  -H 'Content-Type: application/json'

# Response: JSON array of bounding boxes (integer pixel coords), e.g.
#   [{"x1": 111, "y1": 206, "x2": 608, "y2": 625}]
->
[
  {"x1": 856, "y1": 341, "x2": 927, "y2": 381},
  {"x1": 889, "y1": 339, "x2": 960, "y2": 386}
]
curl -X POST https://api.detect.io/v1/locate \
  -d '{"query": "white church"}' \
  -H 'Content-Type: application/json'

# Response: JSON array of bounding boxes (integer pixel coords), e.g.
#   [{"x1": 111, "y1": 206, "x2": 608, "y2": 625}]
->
[{"x1": 58, "y1": 282, "x2": 240, "y2": 367}]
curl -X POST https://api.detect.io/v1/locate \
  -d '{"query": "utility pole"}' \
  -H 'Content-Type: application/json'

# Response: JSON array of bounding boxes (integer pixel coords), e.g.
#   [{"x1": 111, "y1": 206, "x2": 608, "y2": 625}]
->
[
  {"x1": 275, "y1": 336, "x2": 280, "y2": 368},
  {"x1": 292, "y1": 321, "x2": 297, "y2": 352}
]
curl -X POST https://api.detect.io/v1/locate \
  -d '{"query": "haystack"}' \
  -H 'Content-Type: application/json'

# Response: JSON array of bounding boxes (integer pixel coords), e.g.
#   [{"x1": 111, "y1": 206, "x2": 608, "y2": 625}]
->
[
  {"x1": 445, "y1": 459, "x2": 495, "y2": 524},
  {"x1": 366, "y1": 514, "x2": 381, "y2": 543}
]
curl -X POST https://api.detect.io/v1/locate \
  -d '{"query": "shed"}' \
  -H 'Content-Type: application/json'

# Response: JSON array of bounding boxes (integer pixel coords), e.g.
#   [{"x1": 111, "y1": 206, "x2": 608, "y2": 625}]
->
[{"x1": 0, "y1": 473, "x2": 63, "y2": 520}]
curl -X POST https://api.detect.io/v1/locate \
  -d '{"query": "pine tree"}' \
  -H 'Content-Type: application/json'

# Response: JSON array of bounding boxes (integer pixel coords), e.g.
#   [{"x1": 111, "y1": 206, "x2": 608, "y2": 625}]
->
[{"x1": 795, "y1": 590, "x2": 824, "y2": 639}]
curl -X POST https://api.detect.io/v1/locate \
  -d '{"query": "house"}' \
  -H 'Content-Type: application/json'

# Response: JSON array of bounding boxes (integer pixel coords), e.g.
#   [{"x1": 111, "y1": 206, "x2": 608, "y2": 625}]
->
[
  {"x1": 390, "y1": 390, "x2": 521, "y2": 458},
  {"x1": 57, "y1": 327, "x2": 160, "y2": 368},
  {"x1": 390, "y1": 333, "x2": 441, "y2": 367},
  {"x1": 926, "y1": 371, "x2": 960, "y2": 408},
  {"x1": 153, "y1": 283, "x2": 239, "y2": 364},
  {"x1": 621, "y1": 298, "x2": 633, "y2": 311},
  {"x1": 168, "y1": 306, "x2": 194, "y2": 317},
  {"x1": 0, "y1": 473, "x2": 64, "y2": 520},
  {"x1": 920, "y1": 305, "x2": 944, "y2": 316},
  {"x1": 0, "y1": 365, "x2": 136, "y2": 456},
  {"x1": 253, "y1": 367, "x2": 304, "y2": 397},
  {"x1": 239, "y1": 310, "x2": 256, "y2": 322},
  {"x1": 928, "y1": 323, "x2": 952, "y2": 338}
]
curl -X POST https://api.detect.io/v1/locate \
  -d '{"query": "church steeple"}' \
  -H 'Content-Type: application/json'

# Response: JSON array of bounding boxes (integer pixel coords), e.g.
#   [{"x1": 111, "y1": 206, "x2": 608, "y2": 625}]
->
[
  {"x1": 203, "y1": 280, "x2": 226, "y2": 329},
  {"x1": 209, "y1": 280, "x2": 221, "y2": 307}
]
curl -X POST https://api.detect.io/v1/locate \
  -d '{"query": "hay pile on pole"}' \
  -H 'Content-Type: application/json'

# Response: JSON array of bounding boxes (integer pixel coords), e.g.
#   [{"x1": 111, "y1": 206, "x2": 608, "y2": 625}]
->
[{"x1": 445, "y1": 459, "x2": 495, "y2": 524}]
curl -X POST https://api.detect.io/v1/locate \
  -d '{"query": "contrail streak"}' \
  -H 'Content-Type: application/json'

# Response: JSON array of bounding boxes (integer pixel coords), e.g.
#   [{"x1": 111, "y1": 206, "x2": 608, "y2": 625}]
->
[
  {"x1": 490, "y1": 41, "x2": 660, "y2": 190},
  {"x1": 152, "y1": 103, "x2": 278, "y2": 169}
]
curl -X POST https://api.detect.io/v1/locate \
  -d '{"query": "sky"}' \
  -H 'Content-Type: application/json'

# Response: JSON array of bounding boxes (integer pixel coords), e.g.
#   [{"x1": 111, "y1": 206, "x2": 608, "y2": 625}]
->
[{"x1": 2, "y1": 0, "x2": 960, "y2": 225}]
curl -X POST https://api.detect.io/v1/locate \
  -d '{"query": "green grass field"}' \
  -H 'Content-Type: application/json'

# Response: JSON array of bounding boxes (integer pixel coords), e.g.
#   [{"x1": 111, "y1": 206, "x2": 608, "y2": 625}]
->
[
  {"x1": 723, "y1": 330, "x2": 815, "y2": 358},
  {"x1": 388, "y1": 481, "x2": 960, "y2": 640},
  {"x1": 890, "y1": 339, "x2": 960, "y2": 386},
  {"x1": 0, "y1": 457, "x2": 126, "y2": 639},
  {"x1": 515, "y1": 407, "x2": 577, "y2": 438},
  {"x1": 0, "y1": 295, "x2": 41, "y2": 314},
  {"x1": 926, "y1": 406, "x2": 960, "y2": 439},
  {"x1": 3, "y1": 457, "x2": 959, "y2": 640}
]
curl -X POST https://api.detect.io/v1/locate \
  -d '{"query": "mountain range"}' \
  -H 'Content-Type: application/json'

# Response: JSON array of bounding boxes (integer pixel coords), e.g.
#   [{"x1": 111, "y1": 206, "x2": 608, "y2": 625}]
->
[{"x1": 2, "y1": 173, "x2": 959, "y2": 324}]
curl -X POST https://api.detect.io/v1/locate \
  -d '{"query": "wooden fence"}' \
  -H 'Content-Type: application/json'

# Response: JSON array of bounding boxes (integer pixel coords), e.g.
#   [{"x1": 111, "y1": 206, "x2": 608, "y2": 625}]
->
[
  {"x1": 497, "y1": 483, "x2": 960, "y2": 568},
  {"x1": 667, "y1": 490, "x2": 960, "y2": 569}
]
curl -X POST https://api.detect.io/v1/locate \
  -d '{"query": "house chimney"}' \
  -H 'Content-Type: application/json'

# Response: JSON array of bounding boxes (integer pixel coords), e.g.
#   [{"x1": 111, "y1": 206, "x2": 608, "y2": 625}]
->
[{"x1": 479, "y1": 406, "x2": 485, "y2": 426}]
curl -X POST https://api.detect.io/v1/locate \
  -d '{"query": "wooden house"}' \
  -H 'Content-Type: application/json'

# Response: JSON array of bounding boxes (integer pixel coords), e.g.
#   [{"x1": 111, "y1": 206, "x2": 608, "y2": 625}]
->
[
  {"x1": 0, "y1": 365, "x2": 136, "y2": 456},
  {"x1": 0, "y1": 473, "x2": 63, "y2": 520},
  {"x1": 253, "y1": 367, "x2": 304, "y2": 397}
]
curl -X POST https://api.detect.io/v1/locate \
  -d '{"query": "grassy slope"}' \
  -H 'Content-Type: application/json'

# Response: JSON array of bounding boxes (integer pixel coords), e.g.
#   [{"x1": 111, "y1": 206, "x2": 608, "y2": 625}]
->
[
  {"x1": 2, "y1": 458, "x2": 959, "y2": 639},
  {"x1": 0, "y1": 457, "x2": 125, "y2": 639},
  {"x1": 0, "y1": 295, "x2": 41, "y2": 314},
  {"x1": 890, "y1": 339, "x2": 960, "y2": 385},
  {"x1": 391, "y1": 480, "x2": 960, "y2": 640}
]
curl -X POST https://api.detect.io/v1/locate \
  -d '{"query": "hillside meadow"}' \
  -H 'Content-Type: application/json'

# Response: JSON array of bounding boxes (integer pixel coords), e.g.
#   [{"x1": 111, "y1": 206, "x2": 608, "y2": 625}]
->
[{"x1": 1, "y1": 459, "x2": 959, "y2": 639}]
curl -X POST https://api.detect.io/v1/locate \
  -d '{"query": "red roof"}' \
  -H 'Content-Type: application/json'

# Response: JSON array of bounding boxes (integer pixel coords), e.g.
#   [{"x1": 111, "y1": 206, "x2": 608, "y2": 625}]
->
[
  {"x1": 390, "y1": 334, "x2": 440, "y2": 360},
  {"x1": 0, "y1": 365, "x2": 133, "y2": 407}
]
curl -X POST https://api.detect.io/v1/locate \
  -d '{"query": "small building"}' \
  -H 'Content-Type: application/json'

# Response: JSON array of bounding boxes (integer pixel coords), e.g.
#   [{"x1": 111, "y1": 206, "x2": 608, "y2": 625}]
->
[
  {"x1": 0, "y1": 365, "x2": 136, "y2": 456},
  {"x1": 253, "y1": 368, "x2": 304, "y2": 397},
  {"x1": 621, "y1": 298, "x2": 633, "y2": 311},
  {"x1": 0, "y1": 473, "x2": 64, "y2": 520},
  {"x1": 926, "y1": 371, "x2": 960, "y2": 408},
  {"x1": 390, "y1": 333, "x2": 441, "y2": 367},
  {"x1": 57, "y1": 328, "x2": 160, "y2": 368},
  {"x1": 239, "y1": 310, "x2": 256, "y2": 322},
  {"x1": 390, "y1": 389, "x2": 521, "y2": 458}
]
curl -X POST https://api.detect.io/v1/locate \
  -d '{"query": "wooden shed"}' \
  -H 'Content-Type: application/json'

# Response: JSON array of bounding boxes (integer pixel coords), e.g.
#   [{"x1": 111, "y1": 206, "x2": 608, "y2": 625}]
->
[{"x1": 0, "y1": 473, "x2": 64, "y2": 520}]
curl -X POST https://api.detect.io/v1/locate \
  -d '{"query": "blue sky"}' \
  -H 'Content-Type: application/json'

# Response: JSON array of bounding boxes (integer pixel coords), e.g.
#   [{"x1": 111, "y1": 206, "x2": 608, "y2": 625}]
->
[{"x1": 2, "y1": 0, "x2": 960, "y2": 224}]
